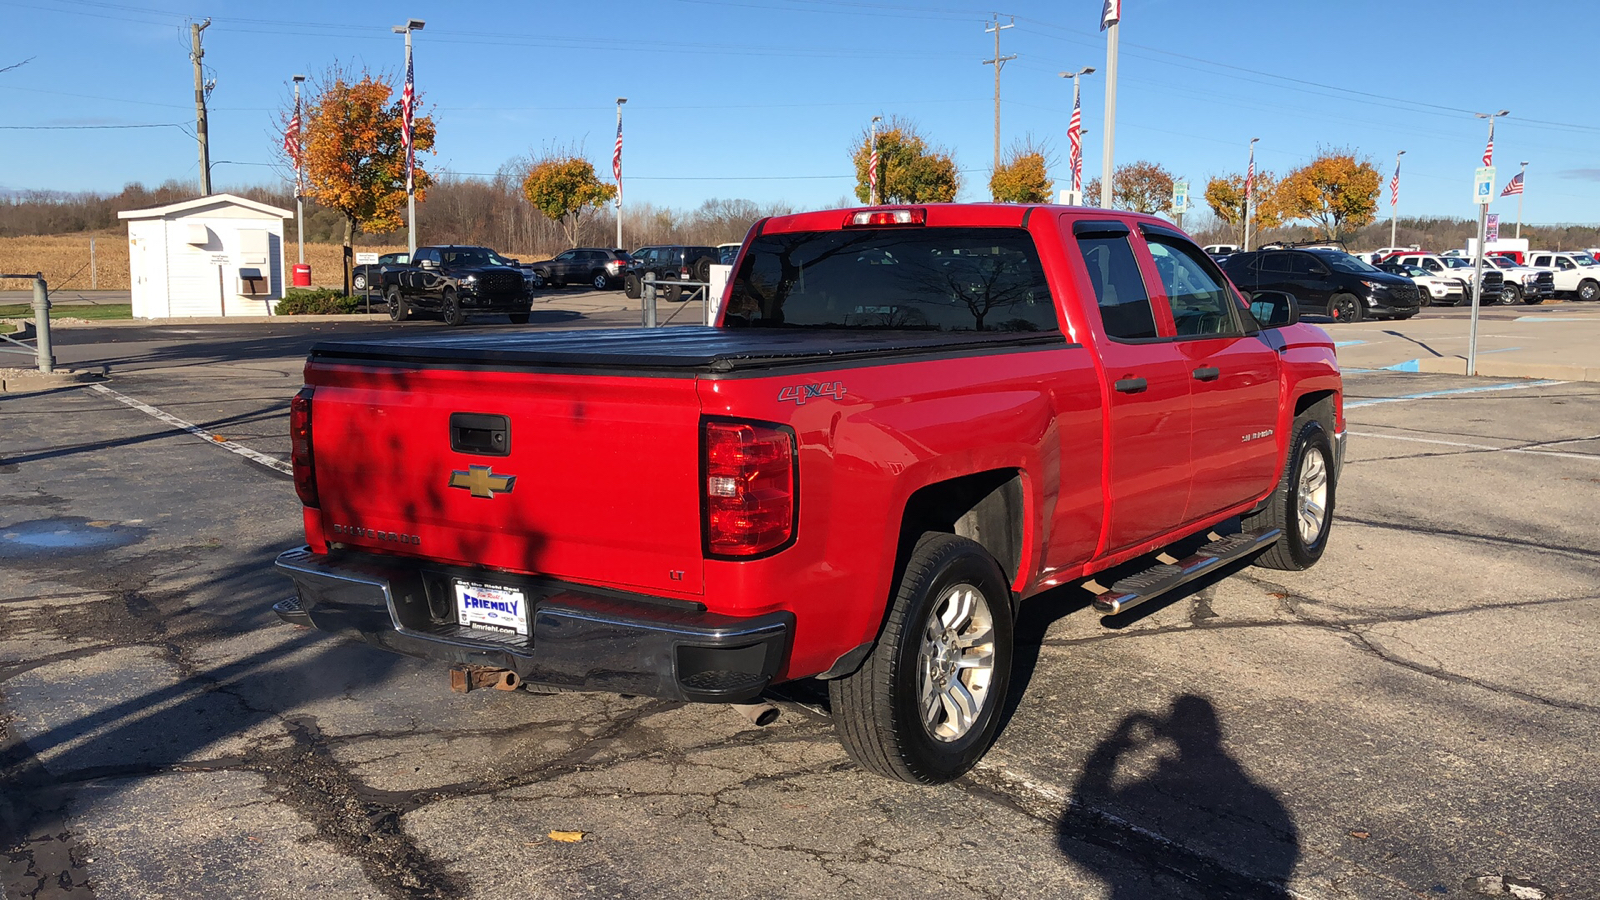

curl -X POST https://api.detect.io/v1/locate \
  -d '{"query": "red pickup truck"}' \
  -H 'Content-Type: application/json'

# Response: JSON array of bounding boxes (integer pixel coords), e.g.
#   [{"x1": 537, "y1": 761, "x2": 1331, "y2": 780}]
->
[{"x1": 276, "y1": 204, "x2": 1343, "y2": 784}]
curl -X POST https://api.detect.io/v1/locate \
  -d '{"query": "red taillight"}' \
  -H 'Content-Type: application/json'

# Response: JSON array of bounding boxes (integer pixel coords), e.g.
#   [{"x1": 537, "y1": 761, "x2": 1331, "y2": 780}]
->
[
  {"x1": 844, "y1": 208, "x2": 926, "y2": 227},
  {"x1": 289, "y1": 387, "x2": 319, "y2": 509},
  {"x1": 703, "y1": 420, "x2": 796, "y2": 557}
]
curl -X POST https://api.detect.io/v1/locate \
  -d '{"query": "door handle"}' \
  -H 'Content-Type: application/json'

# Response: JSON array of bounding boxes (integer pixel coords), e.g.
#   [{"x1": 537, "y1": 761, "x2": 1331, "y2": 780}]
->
[
  {"x1": 1192, "y1": 366, "x2": 1221, "y2": 382},
  {"x1": 1113, "y1": 377, "x2": 1148, "y2": 394}
]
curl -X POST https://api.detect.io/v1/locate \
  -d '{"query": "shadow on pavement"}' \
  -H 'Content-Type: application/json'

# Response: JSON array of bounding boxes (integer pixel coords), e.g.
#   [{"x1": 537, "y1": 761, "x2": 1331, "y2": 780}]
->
[{"x1": 1059, "y1": 695, "x2": 1301, "y2": 899}]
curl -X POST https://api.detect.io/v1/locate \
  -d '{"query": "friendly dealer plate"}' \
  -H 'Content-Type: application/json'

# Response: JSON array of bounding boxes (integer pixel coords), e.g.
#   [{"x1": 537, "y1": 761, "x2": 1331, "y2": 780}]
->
[{"x1": 454, "y1": 580, "x2": 529, "y2": 636}]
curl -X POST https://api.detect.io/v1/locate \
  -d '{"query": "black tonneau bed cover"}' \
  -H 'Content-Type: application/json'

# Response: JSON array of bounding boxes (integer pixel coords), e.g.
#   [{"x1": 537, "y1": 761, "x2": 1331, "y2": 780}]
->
[{"x1": 309, "y1": 327, "x2": 1069, "y2": 374}]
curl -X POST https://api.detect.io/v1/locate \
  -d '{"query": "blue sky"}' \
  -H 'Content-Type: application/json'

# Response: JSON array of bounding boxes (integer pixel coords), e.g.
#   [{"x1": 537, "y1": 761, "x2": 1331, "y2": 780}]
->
[{"x1": 3, "y1": 0, "x2": 1599, "y2": 225}]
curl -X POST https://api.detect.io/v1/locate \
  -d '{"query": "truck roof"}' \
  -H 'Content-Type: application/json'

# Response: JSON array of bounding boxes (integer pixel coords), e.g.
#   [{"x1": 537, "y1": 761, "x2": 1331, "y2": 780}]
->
[{"x1": 755, "y1": 203, "x2": 1171, "y2": 236}]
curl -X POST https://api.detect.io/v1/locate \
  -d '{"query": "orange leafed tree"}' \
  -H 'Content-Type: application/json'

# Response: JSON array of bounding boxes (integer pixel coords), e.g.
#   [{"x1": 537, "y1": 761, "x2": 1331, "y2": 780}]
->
[
  {"x1": 1279, "y1": 150, "x2": 1381, "y2": 241},
  {"x1": 289, "y1": 66, "x2": 435, "y2": 292},
  {"x1": 990, "y1": 139, "x2": 1054, "y2": 203}
]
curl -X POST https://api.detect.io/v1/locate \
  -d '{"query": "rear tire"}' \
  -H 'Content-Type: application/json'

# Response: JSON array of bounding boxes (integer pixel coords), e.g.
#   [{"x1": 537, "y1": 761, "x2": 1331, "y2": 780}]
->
[
  {"x1": 828, "y1": 533, "x2": 1014, "y2": 784},
  {"x1": 441, "y1": 288, "x2": 466, "y2": 327},
  {"x1": 508, "y1": 310, "x2": 530, "y2": 324},
  {"x1": 663, "y1": 282, "x2": 685, "y2": 303},
  {"x1": 1245, "y1": 409, "x2": 1336, "y2": 571},
  {"x1": 624, "y1": 273, "x2": 641, "y2": 300},
  {"x1": 386, "y1": 287, "x2": 408, "y2": 322},
  {"x1": 1330, "y1": 293, "x2": 1363, "y2": 322},
  {"x1": 1578, "y1": 279, "x2": 1599, "y2": 302}
]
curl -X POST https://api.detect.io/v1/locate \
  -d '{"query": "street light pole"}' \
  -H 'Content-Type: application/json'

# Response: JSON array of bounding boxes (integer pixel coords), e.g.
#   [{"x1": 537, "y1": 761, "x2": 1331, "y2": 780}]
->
[
  {"x1": 1469, "y1": 109, "x2": 1510, "y2": 377},
  {"x1": 1059, "y1": 67, "x2": 1094, "y2": 202},
  {"x1": 292, "y1": 74, "x2": 306, "y2": 266},
  {"x1": 616, "y1": 97, "x2": 627, "y2": 250},
  {"x1": 392, "y1": 18, "x2": 425, "y2": 257},
  {"x1": 1390, "y1": 149, "x2": 1406, "y2": 249},
  {"x1": 1243, "y1": 137, "x2": 1259, "y2": 251},
  {"x1": 1515, "y1": 160, "x2": 1528, "y2": 240}
]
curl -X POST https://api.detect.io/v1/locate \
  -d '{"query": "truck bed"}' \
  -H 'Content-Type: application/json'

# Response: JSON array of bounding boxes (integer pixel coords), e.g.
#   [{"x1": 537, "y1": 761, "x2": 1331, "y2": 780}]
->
[{"x1": 309, "y1": 326, "x2": 1069, "y2": 373}]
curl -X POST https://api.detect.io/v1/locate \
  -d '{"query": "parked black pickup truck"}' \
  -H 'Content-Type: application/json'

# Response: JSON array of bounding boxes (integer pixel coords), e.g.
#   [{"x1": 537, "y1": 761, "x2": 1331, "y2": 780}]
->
[{"x1": 382, "y1": 245, "x2": 533, "y2": 326}]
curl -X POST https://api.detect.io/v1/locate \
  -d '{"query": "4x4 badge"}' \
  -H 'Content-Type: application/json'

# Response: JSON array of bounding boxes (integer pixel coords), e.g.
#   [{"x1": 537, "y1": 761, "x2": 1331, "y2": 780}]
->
[{"x1": 448, "y1": 465, "x2": 516, "y2": 499}]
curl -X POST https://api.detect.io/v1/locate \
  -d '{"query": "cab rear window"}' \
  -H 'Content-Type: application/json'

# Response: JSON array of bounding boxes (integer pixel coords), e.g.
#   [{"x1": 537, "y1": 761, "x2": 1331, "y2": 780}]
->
[{"x1": 725, "y1": 228, "x2": 1058, "y2": 332}]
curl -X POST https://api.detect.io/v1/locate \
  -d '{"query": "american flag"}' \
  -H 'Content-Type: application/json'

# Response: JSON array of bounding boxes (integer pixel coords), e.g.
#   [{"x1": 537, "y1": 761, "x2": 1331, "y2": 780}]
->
[
  {"x1": 1067, "y1": 91, "x2": 1083, "y2": 193},
  {"x1": 283, "y1": 95, "x2": 302, "y2": 176},
  {"x1": 1245, "y1": 145, "x2": 1255, "y2": 205},
  {"x1": 612, "y1": 115, "x2": 624, "y2": 203},
  {"x1": 1500, "y1": 171, "x2": 1524, "y2": 197},
  {"x1": 1100, "y1": 0, "x2": 1120, "y2": 31},
  {"x1": 1389, "y1": 159, "x2": 1400, "y2": 208},
  {"x1": 401, "y1": 49, "x2": 416, "y2": 193},
  {"x1": 868, "y1": 137, "x2": 879, "y2": 204},
  {"x1": 1482, "y1": 118, "x2": 1494, "y2": 167}
]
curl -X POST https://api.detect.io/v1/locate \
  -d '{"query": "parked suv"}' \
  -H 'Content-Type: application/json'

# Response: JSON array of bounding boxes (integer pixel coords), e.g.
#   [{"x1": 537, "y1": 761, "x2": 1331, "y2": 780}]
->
[
  {"x1": 1221, "y1": 248, "x2": 1421, "y2": 321},
  {"x1": 624, "y1": 245, "x2": 720, "y2": 302},
  {"x1": 526, "y1": 248, "x2": 631, "y2": 290},
  {"x1": 352, "y1": 252, "x2": 409, "y2": 292}
]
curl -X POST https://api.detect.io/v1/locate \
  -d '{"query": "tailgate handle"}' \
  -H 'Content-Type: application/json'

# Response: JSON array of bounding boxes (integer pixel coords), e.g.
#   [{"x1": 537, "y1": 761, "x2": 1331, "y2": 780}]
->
[{"x1": 450, "y1": 413, "x2": 511, "y2": 457}]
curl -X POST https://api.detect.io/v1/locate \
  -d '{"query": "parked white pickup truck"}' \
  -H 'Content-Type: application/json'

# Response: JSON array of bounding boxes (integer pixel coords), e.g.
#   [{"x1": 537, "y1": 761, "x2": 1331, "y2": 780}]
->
[
  {"x1": 1484, "y1": 256, "x2": 1555, "y2": 305},
  {"x1": 1525, "y1": 251, "x2": 1600, "y2": 301},
  {"x1": 1390, "y1": 254, "x2": 1503, "y2": 304}
]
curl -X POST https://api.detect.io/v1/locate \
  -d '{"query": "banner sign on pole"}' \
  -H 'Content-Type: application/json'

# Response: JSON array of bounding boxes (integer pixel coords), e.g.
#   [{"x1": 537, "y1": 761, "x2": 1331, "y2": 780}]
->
[{"x1": 1486, "y1": 214, "x2": 1500, "y2": 243}]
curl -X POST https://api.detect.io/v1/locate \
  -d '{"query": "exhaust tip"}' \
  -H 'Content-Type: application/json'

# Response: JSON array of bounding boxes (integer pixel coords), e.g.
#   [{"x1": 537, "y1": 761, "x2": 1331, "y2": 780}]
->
[{"x1": 731, "y1": 700, "x2": 779, "y2": 727}]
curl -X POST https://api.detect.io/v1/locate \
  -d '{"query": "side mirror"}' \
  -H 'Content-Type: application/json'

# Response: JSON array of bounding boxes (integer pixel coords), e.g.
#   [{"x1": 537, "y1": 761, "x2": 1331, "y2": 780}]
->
[
  {"x1": 1250, "y1": 290, "x2": 1299, "y2": 328},
  {"x1": 419, "y1": 259, "x2": 437, "y2": 270}
]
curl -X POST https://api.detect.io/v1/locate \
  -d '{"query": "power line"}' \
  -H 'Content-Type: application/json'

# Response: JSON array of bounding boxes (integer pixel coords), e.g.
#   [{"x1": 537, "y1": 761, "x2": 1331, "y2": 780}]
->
[{"x1": 0, "y1": 122, "x2": 188, "y2": 129}]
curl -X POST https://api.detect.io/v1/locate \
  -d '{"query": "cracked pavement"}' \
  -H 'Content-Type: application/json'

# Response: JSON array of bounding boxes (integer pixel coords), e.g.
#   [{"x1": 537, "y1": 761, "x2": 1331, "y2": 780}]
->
[{"x1": 3, "y1": 324, "x2": 1598, "y2": 898}]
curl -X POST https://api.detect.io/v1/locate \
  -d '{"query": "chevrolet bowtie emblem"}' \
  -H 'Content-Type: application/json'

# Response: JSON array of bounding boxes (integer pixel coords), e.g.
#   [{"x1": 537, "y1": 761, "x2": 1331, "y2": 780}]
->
[{"x1": 448, "y1": 465, "x2": 516, "y2": 499}]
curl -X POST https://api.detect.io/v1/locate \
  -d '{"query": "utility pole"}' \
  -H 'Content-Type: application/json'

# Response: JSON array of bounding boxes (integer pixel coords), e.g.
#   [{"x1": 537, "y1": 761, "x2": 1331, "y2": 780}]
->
[
  {"x1": 190, "y1": 19, "x2": 212, "y2": 196},
  {"x1": 1390, "y1": 149, "x2": 1406, "y2": 249},
  {"x1": 982, "y1": 16, "x2": 1016, "y2": 176},
  {"x1": 1515, "y1": 160, "x2": 1528, "y2": 240}
]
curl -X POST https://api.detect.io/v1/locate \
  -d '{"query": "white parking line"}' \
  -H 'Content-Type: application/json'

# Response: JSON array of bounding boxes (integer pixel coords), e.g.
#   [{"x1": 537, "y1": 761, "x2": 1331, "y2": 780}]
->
[
  {"x1": 1345, "y1": 380, "x2": 1565, "y2": 408},
  {"x1": 1349, "y1": 431, "x2": 1600, "y2": 462},
  {"x1": 90, "y1": 383, "x2": 293, "y2": 475}
]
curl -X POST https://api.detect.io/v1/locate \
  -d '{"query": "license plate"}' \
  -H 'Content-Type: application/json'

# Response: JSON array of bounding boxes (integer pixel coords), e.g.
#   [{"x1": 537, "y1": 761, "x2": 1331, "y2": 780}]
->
[{"x1": 454, "y1": 581, "x2": 529, "y2": 636}]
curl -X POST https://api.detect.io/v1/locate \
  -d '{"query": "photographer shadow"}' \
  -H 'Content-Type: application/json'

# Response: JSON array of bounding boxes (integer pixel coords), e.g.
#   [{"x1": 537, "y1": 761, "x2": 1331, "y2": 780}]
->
[{"x1": 1059, "y1": 695, "x2": 1301, "y2": 898}]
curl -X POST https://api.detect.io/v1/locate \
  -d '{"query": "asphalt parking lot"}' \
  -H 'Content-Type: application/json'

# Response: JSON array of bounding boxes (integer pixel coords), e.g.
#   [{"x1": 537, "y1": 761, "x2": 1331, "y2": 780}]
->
[{"x1": 3, "y1": 319, "x2": 1598, "y2": 899}]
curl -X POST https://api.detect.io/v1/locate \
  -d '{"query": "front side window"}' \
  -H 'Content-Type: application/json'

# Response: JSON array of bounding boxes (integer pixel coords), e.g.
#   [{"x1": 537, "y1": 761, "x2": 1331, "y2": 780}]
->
[
  {"x1": 726, "y1": 227, "x2": 1058, "y2": 332},
  {"x1": 1077, "y1": 232, "x2": 1156, "y2": 340},
  {"x1": 1148, "y1": 237, "x2": 1239, "y2": 337}
]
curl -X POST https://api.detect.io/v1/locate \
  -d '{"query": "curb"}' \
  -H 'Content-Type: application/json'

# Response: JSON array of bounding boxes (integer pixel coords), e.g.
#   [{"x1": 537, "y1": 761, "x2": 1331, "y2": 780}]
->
[
  {"x1": 0, "y1": 368, "x2": 105, "y2": 393},
  {"x1": 1408, "y1": 357, "x2": 1599, "y2": 382}
]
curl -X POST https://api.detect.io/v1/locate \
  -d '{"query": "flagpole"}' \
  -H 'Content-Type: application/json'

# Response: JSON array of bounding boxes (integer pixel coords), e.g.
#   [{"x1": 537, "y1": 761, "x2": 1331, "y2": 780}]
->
[
  {"x1": 1244, "y1": 137, "x2": 1258, "y2": 251},
  {"x1": 615, "y1": 98, "x2": 626, "y2": 250},
  {"x1": 1516, "y1": 161, "x2": 1527, "y2": 240},
  {"x1": 870, "y1": 115, "x2": 880, "y2": 204},
  {"x1": 393, "y1": 19, "x2": 425, "y2": 258},
  {"x1": 294, "y1": 74, "x2": 305, "y2": 264},
  {"x1": 1390, "y1": 149, "x2": 1405, "y2": 249},
  {"x1": 1100, "y1": 19, "x2": 1118, "y2": 208}
]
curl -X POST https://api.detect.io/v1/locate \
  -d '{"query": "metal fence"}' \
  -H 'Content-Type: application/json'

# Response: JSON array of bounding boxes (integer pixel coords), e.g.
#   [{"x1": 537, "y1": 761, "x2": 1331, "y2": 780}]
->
[{"x1": 640, "y1": 272, "x2": 718, "y2": 328}]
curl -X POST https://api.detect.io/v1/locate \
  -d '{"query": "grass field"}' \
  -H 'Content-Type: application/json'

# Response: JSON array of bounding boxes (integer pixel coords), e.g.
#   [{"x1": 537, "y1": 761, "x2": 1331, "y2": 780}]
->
[
  {"x1": 0, "y1": 235, "x2": 408, "y2": 291},
  {"x1": 0, "y1": 303, "x2": 132, "y2": 319}
]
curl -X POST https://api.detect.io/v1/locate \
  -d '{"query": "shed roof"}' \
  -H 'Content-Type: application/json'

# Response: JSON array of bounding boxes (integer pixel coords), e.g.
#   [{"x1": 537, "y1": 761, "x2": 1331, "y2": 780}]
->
[{"x1": 117, "y1": 192, "x2": 292, "y2": 221}]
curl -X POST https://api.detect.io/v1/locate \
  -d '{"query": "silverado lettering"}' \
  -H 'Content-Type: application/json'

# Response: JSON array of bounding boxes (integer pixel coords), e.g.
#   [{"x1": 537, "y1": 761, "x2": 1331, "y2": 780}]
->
[{"x1": 277, "y1": 203, "x2": 1345, "y2": 785}]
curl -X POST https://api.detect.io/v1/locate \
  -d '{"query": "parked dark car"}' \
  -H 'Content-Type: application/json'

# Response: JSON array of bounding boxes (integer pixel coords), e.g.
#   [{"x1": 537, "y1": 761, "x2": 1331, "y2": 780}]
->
[
  {"x1": 380, "y1": 245, "x2": 532, "y2": 326},
  {"x1": 1221, "y1": 248, "x2": 1421, "y2": 322},
  {"x1": 525, "y1": 248, "x2": 631, "y2": 290},
  {"x1": 624, "y1": 245, "x2": 720, "y2": 302},
  {"x1": 352, "y1": 252, "x2": 409, "y2": 292}
]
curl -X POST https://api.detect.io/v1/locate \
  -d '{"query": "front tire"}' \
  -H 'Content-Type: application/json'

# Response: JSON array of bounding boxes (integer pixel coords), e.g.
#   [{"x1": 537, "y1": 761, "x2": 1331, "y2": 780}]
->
[
  {"x1": 508, "y1": 309, "x2": 531, "y2": 324},
  {"x1": 386, "y1": 287, "x2": 408, "y2": 322},
  {"x1": 1330, "y1": 293, "x2": 1363, "y2": 322},
  {"x1": 441, "y1": 288, "x2": 466, "y2": 327},
  {"x1": 528, "y1": 270, "x2": 546, "y2": 289},
  {"x1": 829, "y1": 533, "x2": 1014, "y2": 784},
  {"x1": 1499, "y1": 283, "x2": 1521, "y2": 305},
  {"x1": 624, "y1": 273, "x2": 641, "y2": 299},
  {"x1": 1245, "y1": 410, "x2": 1336, "y2": 571}
]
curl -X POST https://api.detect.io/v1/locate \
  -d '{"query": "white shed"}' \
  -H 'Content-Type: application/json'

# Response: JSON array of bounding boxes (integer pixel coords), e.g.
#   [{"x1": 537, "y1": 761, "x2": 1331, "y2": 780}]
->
[{"x1": 118, "y1": 194, "x2": 292, "y2": 318}]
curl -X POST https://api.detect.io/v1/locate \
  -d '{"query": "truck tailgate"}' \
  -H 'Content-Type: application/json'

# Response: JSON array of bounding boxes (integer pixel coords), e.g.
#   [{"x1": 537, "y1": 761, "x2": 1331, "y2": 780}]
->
[{"x1": 304, "y1": 363, "x2": 705, "y2": 596}]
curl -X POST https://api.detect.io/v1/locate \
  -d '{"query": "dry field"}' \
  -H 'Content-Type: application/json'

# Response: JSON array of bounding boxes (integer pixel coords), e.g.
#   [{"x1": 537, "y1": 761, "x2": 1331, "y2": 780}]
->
[{"x1": 0, "y1": 235, "x2": 413, "y2": 291}]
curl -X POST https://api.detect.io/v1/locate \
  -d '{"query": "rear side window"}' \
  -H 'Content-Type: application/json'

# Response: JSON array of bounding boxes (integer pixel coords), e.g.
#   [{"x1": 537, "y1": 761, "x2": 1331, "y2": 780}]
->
[
  {"x1": 726, "y1": 227, "x2": 1057, "y2": 332},
  {"x1": 1076, "y1": 233, "x2": 1157, "y2": 340},
  {"x1": 1147, "y1": 237, "x2": 1239, "y2": 337}
]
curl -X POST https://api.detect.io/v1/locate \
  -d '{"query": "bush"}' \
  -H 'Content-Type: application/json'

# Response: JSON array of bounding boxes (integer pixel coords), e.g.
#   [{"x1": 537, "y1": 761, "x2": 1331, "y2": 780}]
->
[{"x1": 274, "y1": 287, "x2": 359, "y2": 316}]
